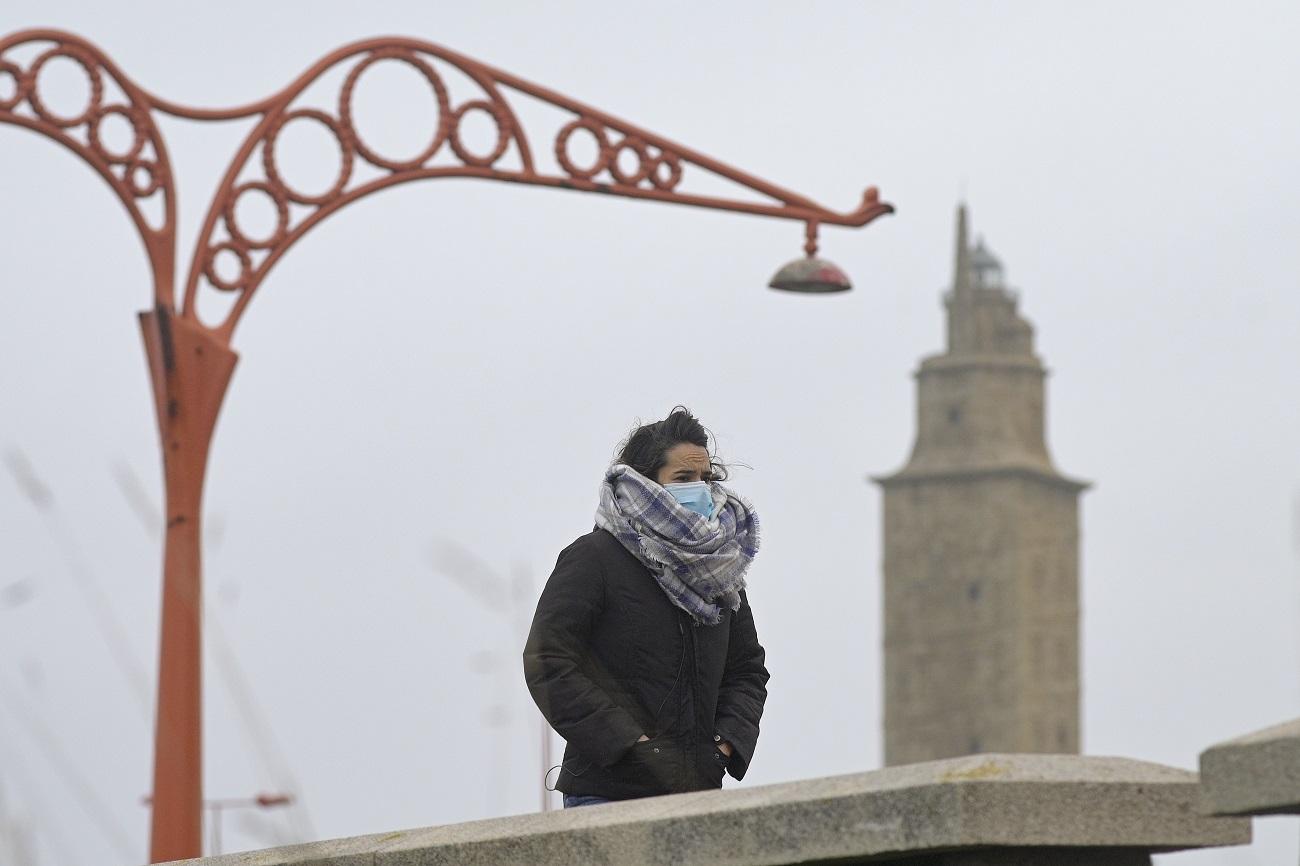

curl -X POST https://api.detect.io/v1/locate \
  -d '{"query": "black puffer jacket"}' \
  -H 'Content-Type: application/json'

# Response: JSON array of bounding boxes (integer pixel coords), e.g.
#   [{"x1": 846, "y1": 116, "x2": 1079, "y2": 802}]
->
[{"x1": 523, "y1": 528, "x2": 769, "y2": 800}]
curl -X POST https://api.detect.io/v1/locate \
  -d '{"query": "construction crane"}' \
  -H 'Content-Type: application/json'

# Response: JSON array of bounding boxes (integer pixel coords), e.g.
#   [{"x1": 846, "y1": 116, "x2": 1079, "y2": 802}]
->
[{"x1": 428, "y1": 539, "x2": 555, "y2": 813}]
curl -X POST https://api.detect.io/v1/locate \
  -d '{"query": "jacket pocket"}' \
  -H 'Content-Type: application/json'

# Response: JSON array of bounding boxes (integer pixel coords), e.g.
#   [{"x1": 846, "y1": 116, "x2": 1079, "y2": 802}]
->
[{"x1": 611, "y1": 737, "x2": 682, "y2": 796}]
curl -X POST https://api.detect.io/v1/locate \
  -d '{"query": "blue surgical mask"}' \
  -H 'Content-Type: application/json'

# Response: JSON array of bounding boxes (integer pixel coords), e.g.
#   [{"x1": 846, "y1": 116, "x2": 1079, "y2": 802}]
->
[{"x1": 663, "y1": 481, "x2": 716, "y2": 519}]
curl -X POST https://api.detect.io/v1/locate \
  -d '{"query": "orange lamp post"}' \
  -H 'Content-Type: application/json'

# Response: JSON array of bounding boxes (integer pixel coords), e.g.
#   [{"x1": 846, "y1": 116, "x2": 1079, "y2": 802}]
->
[{"x1": 0, "y1": 29, "x2": 893, "y2": 862}]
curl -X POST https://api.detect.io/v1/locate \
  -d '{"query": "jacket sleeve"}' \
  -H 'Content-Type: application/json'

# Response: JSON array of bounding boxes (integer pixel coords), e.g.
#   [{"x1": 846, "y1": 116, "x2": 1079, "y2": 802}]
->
[
  {"x1": 523, "y1": 538, "x2": 644, "y2": 767},
  {"x1": 713, "y1": 590, "x2": 769, "y2": 780}
]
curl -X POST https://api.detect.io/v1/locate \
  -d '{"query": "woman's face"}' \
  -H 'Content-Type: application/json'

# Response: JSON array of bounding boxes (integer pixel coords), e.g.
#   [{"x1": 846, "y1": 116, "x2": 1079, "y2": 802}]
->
[{"x1": 655, "y1": 443, "x2": 713, "y2": 486}]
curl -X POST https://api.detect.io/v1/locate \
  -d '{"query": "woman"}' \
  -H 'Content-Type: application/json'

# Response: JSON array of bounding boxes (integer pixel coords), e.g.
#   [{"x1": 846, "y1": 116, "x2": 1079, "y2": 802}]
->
[{"x1": 523, "y1": 407, "x2": 769, "y2": 808}]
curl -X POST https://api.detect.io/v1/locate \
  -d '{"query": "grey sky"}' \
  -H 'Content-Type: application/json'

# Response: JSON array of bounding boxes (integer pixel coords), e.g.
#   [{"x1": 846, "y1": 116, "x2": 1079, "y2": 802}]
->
[{"x1": 1, "y1": 2, "x2": 1298, "y2": 864}]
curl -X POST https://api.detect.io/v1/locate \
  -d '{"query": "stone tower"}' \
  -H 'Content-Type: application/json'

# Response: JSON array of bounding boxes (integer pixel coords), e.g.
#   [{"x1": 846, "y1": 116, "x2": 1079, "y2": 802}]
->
[{"x1": 873, "y1": 205, "x2": 1089, "y2": 766}]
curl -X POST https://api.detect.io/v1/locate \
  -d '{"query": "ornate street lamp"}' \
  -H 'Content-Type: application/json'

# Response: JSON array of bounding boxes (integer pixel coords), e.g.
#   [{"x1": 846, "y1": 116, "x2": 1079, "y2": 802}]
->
[{"x1": 0, "y1": 29, "x2": 893, "y2": 862}]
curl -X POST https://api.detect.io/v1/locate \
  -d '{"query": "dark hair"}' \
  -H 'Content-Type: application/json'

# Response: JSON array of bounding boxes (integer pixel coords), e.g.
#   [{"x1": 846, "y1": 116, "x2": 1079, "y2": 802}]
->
[{"x1": 615, "y1": 406, "x2": 729, "y2": 483}]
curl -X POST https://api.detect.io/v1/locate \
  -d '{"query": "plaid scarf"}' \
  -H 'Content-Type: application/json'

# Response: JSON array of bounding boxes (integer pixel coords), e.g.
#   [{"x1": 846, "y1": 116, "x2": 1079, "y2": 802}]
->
[{"x1": 594, "y1": 464, "x2": 760, "y2": 626}]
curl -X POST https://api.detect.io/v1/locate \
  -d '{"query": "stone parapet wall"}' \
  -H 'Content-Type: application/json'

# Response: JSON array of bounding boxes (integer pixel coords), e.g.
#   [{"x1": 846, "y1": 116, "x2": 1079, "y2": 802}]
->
[
  {"x1": 166, "y1": 754, "x2": 1248, "y2": 866},
  {"x1": 1200, "y1": 717, "x2": 1300, "y2": 817}
]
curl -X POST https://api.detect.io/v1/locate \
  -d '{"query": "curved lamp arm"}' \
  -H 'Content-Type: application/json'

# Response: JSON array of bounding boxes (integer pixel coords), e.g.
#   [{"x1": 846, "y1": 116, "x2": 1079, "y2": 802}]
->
[
  {"x1": 170, "y1": 36, "x2": 893, "y2": 341},
  {"x1": 1, "y1": 30, "x2": 893, "y2": 341},
  {"x1": 0, "y1": 29, "x2": 179, "y2": 306}
]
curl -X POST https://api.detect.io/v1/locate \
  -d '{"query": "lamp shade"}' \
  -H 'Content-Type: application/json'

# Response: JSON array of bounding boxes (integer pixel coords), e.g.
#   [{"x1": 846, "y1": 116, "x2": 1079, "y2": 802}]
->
[{"x1": 768, "y1": 256, "x2": 852, "y2": 293}]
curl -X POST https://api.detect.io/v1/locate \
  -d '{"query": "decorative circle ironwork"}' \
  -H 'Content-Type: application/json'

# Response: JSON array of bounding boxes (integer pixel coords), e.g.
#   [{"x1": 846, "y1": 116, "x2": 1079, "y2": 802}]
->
[
  {"x1": 204, "y1": 241, "x2": 251, "y2": 292},
  {"x1": 88, "y1": 103, "x2": 146, "y2": 164},
  {"x1": 609, "y1": 136, "x2": 651, "y2": 186},
  {"x1": 339, "y1": 48, "x2": 450, "y2": 173},
  {"x1": 0, "y1": 59, "x2": 26, "y2": 112},
  {"x1": 126, "y1": 156, "x2": 163, "y2": 197},
  {"x1": 555, "y1": 117, "x2": 610, "y2": 181},
  {"x1": 449, "y1": 99, "x2": 509, "y2": 168},
  {"x1": 648, "y1": 150, "x2": 682, "y2": 191},
  {"x1": 26, "y1": 46, "x2": 103, "y2": 129},
  {"x1": 223, "y1": 181, "x2": 289, "y2": 250},
  {"x1": 262, "y1": 108, "x2": 354, "y2": 206}
]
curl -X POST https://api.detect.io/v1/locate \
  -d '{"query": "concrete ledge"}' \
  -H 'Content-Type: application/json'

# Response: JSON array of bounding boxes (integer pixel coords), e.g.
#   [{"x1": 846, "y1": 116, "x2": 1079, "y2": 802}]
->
[
  {"x1": 170, "y1": 754, "x2": 1249, "y2": 866},
  {"x1": 1201, "y1": 717, "x2": 1300, "y2": 816}
]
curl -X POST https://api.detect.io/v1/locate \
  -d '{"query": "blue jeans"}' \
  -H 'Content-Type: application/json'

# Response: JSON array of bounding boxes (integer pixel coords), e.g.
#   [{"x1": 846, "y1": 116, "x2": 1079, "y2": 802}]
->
[{"x1": 563, "y1": 794, "x2": 611, "y2": 808}]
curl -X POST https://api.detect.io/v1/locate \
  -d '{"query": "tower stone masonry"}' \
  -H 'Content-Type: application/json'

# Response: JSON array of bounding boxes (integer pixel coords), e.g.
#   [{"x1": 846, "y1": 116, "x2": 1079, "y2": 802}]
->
[{"x1": 873, "y1": 204, "x2": 1089, "y2": 766}]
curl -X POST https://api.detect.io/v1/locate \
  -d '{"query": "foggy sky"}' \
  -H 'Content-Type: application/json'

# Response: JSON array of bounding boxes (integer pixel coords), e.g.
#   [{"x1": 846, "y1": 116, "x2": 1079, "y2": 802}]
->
[{"x1": 1, "y1": 2, "x2": 1298, "y2": 864}]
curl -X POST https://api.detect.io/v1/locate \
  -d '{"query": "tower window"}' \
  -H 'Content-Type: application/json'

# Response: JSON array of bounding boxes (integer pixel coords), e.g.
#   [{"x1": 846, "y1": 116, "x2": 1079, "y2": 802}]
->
[
  {"x1": 967, "y1": 581, "x2": 982, "y2": 601},
  {"x1": 947, "y1": 406, "x2": 962, "y2": 424}
]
